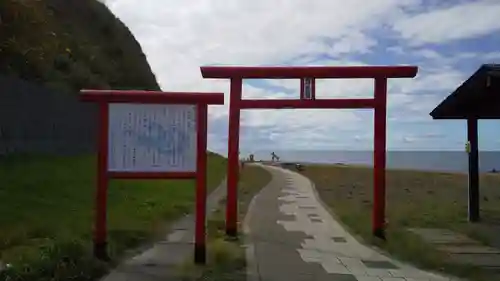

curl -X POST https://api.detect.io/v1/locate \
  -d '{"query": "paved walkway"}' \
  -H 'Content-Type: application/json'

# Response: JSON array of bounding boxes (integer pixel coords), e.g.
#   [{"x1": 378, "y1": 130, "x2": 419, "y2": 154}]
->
[
  {"x1": 245, "y1": 164, "x2": 462, "y2": 281},
  {"x1": 100, "y1": 180, "x2": 227, "y2": 281}
]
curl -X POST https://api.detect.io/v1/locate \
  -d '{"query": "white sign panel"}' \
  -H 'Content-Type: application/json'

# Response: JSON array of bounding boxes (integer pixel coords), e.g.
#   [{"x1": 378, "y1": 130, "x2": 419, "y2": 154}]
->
[
  {"x1": 303, "y1": 78, "x2": 313, "y2": 100},
  {"x1": 108, "y1": 104, "x2": 197, "y2": 172}
]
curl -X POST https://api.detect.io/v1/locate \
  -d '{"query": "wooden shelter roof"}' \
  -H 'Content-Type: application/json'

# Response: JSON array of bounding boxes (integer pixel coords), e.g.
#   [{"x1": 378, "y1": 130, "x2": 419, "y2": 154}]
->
[{"x1": 430, "y1": 64, "x2": 500, "y2": 119}]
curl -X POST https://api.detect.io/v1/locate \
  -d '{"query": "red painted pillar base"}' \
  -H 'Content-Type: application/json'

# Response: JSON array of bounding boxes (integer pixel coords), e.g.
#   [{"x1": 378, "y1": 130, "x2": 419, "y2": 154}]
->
[
  {"x1": 226, "y1": 228, "x2": 238, "y2": 238},
  {"x1": 373, "y1": 228, "x2": 386, "y2": 240},
  {"x1": 194, "y1": 244, "x2": 206, "y2": 264},
  {"x1": 93, "y1": 242, "x2": 110, "y2": 261}
]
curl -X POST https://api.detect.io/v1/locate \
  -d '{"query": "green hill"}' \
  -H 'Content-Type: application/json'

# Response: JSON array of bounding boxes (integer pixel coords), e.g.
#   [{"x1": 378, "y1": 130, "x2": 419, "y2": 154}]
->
[
  {"x1": 0, "y1": 0, "x2": 160, "y2": 92},
  {"x1": 0, "y1": 2, "x2": 228, "y2": 281}
]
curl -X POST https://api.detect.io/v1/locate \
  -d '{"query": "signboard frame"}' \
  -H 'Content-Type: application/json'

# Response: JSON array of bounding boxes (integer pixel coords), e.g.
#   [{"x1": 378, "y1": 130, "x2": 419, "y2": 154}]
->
[{"x1": 80, "y1": 90, "x2": 224, "y2": 264}]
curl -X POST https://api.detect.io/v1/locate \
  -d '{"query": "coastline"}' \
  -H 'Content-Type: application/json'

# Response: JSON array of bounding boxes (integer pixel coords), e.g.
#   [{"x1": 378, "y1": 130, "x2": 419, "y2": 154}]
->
[
  {"x1": 242, "y1": 150, "x2": 500, "y2": 174},
  {"x1": 259, "y1": 160, "x2": 500, "y2": 175}
]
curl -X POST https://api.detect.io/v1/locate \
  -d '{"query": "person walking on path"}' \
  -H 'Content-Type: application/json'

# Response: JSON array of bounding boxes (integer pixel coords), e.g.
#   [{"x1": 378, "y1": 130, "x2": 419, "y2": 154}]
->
[
  {"x1": 271, "y1": 152, "x2": 280, "y2": 162},
  {"x1": 244, "y1": 164, "x2": 461, "y2": 281}
]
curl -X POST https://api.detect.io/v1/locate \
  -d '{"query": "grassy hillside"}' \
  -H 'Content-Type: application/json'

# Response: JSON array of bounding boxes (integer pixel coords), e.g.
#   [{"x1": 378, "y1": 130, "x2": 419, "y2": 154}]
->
[
  {"x1": 0, "y1": 153, "x2": 227, "y2": 280},
  {"x1": 0, "y1": 0, "x2": 160, "y2": 93}
]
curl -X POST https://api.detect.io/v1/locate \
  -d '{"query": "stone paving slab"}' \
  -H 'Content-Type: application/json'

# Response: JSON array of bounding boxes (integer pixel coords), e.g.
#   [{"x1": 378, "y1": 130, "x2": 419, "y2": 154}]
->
[{"x1": 245, "y1": 164, "x2": 461, "y2": 281}]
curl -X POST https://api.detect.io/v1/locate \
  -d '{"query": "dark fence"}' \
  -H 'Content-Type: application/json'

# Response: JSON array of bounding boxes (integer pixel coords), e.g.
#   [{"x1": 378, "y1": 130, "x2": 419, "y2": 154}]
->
[{"x1": 0, "y1": 75, "x2": 98, "y2": 155}]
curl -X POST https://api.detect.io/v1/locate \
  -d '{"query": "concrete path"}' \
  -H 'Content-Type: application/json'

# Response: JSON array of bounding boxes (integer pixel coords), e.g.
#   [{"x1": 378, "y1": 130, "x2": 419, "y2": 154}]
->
[
  {"x1": 100, "y1": 180, "x2": 227, "y2": 281},
  {"x1": 245, "y1": 164, "x2": 462, "y2": 281}
]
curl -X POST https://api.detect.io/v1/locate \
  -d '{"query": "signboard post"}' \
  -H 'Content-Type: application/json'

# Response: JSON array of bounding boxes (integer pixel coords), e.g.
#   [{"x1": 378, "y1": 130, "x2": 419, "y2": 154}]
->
[{"x1": 80, "y1": 90, "x2": 224, "y2": 264}]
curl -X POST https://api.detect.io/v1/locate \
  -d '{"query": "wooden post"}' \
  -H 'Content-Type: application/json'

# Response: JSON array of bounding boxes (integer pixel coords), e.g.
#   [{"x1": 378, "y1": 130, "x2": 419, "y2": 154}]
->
[
  {"x1": 373, "y1": 78, "x2": 387, "y2": 240},
  {"x1": 94, "y1": 102, "x2": 109, "y2": 260},
  {"x1": 467, "y1": 117, "x2": 480, "y2": 222},
  {"x1": 194, "y1": 104, "x2": 208, "y2": 264},
  {"x1": 226, "y1": 78, "x2": 242, "y2": 237}
]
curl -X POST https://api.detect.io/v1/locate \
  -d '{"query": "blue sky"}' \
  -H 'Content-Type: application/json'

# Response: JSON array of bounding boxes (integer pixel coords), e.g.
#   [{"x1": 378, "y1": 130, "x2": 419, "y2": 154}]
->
[{"x1": 106, "y1": 0, "x2": 500, "y2": 152}]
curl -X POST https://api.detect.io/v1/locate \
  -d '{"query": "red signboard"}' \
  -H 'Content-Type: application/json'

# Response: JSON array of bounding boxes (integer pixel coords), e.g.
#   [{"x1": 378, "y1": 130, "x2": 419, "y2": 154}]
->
[{"x1": 80, "y1": 90, "x2": 224, "y2": 264}]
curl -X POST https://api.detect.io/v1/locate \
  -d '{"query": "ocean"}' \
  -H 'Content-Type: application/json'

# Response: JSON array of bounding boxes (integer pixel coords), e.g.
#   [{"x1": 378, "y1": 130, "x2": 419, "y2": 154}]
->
[{"x1": 240, "y1": 150, "x2": 500, "y2": 173}]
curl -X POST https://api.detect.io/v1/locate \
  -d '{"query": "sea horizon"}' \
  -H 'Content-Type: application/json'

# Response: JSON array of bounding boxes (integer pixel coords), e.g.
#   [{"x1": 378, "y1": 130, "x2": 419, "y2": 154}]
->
[{"x1": 237, "y1": 150, "x2": 500, "y2": 173}]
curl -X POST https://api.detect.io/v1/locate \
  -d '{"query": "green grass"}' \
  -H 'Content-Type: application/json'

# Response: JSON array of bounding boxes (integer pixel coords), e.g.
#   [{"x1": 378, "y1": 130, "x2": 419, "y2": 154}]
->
[
  {"x1": 0, "y1": 152, "x2": 226, "y2": 280},
  {"x1": 178, "y1": 164, "x2": 272, "y2": 281},
  {"x1": 301, "y1": 165, "x2": 500, "y2": 281}
]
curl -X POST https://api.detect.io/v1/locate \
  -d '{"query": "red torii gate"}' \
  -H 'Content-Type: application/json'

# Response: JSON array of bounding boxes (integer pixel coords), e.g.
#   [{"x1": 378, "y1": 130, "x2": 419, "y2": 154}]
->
[{"x1": 201, "y1": 65, "x2": 418, "y2": 239}]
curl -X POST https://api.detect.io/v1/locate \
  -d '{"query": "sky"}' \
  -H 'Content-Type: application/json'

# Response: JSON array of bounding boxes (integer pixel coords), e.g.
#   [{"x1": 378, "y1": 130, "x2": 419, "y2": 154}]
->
[{"x1": 104, "y1": 0, "x2": 500, "y2": 153}]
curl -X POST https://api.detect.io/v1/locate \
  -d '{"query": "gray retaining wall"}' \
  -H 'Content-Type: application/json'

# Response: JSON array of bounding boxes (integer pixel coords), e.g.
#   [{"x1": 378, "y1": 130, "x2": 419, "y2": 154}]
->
[{"x1": 0, "y1": 75, "x2": 98, "y2": 155}]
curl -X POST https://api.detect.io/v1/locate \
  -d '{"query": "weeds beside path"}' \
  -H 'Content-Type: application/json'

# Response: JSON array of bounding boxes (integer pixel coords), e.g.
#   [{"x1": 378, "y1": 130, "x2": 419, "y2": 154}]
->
[
  {"x1": 178, "y1": 163, "x2": 272, "y2": 281},
  {"x1": 0, "y1": 153, "x2": 226, "y2": 281}
]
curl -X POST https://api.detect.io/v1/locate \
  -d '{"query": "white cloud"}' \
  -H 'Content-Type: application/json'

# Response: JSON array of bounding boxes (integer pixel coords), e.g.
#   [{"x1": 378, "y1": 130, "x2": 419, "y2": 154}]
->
[
  {"x1": 413, "y1": 49, "x2": 442, "y2": 60},
  {"x1": 241, "y1": 108, "x2": 362, "y2": 131},
  {"x1": 392, "y1": 0, "x2": 500, "y2": 46},
  {"x1": 387, "y1": 67, "x2": 466, "y2": 113},
  {"x1": 107, "y1": 0, "x2": 418, "y2": 89},
  {"x1": 407, "y1": 69, "x2": 465, "y2": 93},
  {"x1": 105, "y1": 0, "x2": 419, "y2": 150},
  {"x1": 102, "y1": 0, "x2": 498, "y2": 151},
  {"x1": 402, "y1": 136, "x2": 416, "y2": 143},
  {"x1": 328, "y1": 31, "x2": 378, "y2": 56},
  {"x1": 387, "y1": 46, "x2": 405, "y2": 54},
  {"x1": 483, "y1": 52, "x2": 500, "y2": 61},
  {"x1": 410, "y1": 49, "x2": 500, "y2": 65},
  {"x1": 400, "y1": 132, "x2": 445, "y2": 145},
  {"x1": 315, "y1": 78, "x2": 374, "y2": 99}
]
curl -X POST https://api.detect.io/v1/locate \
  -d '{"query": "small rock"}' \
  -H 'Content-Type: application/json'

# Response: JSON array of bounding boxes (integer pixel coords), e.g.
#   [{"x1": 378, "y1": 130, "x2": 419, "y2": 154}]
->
[{"x1": 0, "y1": 261, "x2": 9, "y2": 272}]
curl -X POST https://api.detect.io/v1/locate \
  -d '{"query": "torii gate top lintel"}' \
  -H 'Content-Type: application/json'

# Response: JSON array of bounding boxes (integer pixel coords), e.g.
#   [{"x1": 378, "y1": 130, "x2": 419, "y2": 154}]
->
[
  {"x1": 200, "y1": 65, "x2": 418, "y2": 79},
  {"x1": 201, "y1": 65, "x2": 418, "y2": 109}
]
